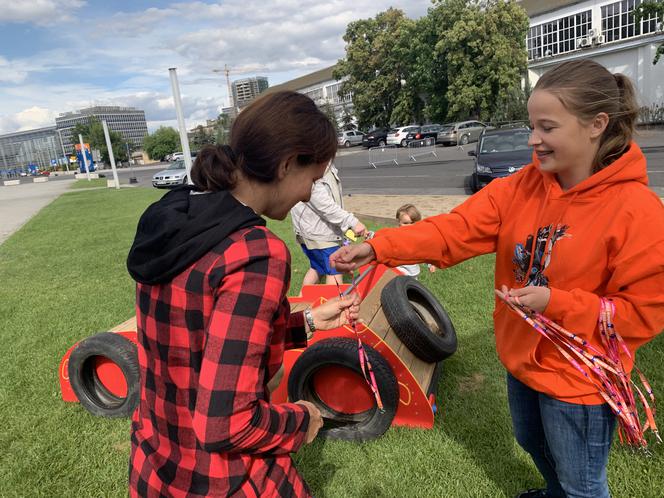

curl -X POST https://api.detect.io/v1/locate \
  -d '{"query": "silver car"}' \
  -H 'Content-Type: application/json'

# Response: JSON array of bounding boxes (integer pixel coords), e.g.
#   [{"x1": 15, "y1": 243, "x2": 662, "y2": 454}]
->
[
  {"x1": 152, "y1": 160, "x2": 188, "y2": 188},
  {"x1": 437, "y1": 120, "x2": 487, "y2": 146},
  {"x1": 337, "y1": 130, "x2": 364, "y2": 148}
]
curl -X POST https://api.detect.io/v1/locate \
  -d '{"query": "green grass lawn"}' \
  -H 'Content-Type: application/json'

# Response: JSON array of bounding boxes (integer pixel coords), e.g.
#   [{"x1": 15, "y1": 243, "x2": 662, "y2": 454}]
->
[
  {"x1": 1, "y1": 188, "x2": 662, "y2": 497},
  {"x1": 70, "y1": 178, "x2": 108, "y2": 189}
]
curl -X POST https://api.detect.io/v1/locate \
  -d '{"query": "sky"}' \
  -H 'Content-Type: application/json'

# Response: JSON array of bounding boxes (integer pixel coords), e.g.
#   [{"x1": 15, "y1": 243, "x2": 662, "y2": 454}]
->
[{"x1": 0, "y1": 0, "x2": 432, "y2": 135}]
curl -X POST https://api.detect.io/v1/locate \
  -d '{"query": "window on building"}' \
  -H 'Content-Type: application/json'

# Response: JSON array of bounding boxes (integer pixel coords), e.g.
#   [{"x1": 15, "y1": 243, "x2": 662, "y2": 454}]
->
[
  {"x1": 602, "y1": 0, "x2": 661, "y2": 43},
  {"x1": 528, "y1": 10, "x2": 592, "y2": 60},
  {"x1": 326, "y1": 83, "x2": 352, "y2": 104}
]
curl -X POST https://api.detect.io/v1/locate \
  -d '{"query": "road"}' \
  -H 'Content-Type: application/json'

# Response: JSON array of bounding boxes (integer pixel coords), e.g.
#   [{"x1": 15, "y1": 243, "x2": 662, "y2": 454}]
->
[{"x1": 5, "y1": 145, "x2": 664, "y2": 196}]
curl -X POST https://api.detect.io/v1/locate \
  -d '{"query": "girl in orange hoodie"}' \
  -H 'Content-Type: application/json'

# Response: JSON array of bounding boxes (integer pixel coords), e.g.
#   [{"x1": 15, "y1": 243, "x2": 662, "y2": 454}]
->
[{"x1": 330, "y1": 59, "x2": 664, "y2": 498}]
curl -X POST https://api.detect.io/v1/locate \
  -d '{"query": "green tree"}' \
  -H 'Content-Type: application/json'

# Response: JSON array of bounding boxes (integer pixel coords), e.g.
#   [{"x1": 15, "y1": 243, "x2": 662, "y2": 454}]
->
[
  {"x1": 636, "y1": 2, "x2": 664, "y2": 64},
  {"x1": 72, "y1": 118, "x2": 128, "y2": 164},
  {"x1": 213, "y1": 113, "x2": 232, "y2": 145},
  {"x1": 321, "y1": 101, "x2": 339, "y2": 131},
  {"x1": 340, "y1": 104, "x2": 355, "y2": 130},
  {"x1": 431, "y1": 0, "x2": 530, "y2": 122},
  {"x1": 190, "y1": 125, "x2": 215, "y2": 150},
  {"x1": 143, "y1": 127, "x2": 181, "y2": 161},
  {"x1": 335, "y1": 8, "x2": 421, "y2": 129}
]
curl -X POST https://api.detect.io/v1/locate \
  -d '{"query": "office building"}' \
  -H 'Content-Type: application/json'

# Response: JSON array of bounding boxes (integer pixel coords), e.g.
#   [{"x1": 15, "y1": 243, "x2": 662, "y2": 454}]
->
[
  {"x1": 55, "y1": 106, "x2": 148, "y2": 154},
  {"x1": 520, "y1": 0, "x2": 664, "y2": 108},
  {"x1": 0, "y1": 126, "x2": 62, "y2": 170},
  {"x1": 264, "y1": 65, "x2": 353, "y2": 125}
]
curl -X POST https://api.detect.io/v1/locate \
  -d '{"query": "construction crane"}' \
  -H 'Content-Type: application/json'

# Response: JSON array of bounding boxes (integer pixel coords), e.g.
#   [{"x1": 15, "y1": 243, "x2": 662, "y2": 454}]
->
[{"x1": 212, "y1": 64, "x2": 238, "y2": 117}]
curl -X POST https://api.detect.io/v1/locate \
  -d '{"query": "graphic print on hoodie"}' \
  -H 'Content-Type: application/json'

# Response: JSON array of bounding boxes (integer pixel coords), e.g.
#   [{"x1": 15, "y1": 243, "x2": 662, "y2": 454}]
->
[{"x1": 513, "y1": 224, "x2": 570, "y2": 287}]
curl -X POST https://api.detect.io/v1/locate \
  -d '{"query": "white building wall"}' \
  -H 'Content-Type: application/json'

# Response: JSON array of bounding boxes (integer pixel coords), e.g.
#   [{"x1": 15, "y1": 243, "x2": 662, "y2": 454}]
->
[{"x1": 526, "y1": 0, "x2": 664, "y2": 108}]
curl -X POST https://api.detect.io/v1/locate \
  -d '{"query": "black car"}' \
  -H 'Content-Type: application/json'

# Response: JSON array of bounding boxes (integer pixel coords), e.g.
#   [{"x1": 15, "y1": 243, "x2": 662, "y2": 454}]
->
[
  {"x1": 468, "y1": 127, "x2": 532, "y2": 192},
  {"x1": 362, "y1": 128, "x2": 389, "y2": 148}
]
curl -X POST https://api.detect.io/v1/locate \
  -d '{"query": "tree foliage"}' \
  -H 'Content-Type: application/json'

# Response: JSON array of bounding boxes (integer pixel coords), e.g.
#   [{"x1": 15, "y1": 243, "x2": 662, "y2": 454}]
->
[
  {"x1": 190, "y1": 125, "x2": 215, "y2": 150},
  {"x1": 143, "y1": 127, "x2": 181, "y2": 161},
  {"x1": 213, "y1": 113, "x2": 232, "y2": 145},
  {"x1": 636, "y1": 2, "x2": 664, "y2": 64},
  {"x1": 335, "y1": 1, "x2": 529, "y2": 126},
  {"x1": 72, "y1": 118, "x2": 128, "y2": 164},
  {"x1": 335, "y1": 8, "x2": 420, "y2": 129}
]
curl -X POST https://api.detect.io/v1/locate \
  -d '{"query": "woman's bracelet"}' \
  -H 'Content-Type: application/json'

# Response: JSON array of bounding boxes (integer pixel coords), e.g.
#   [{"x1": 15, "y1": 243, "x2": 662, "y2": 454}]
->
[{"x1": 304, "y1": 308, "x2": 316, "y2": 339}]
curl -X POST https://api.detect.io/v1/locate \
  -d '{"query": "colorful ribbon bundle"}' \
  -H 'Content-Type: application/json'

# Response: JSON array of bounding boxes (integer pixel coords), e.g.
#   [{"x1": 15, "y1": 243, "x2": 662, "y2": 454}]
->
[
  {"x1": 335, "y1": 266, "x2": 384, "y2": 412},
  {"x1": 499, "y1": 294, "x2": 660, "y2": 450}
]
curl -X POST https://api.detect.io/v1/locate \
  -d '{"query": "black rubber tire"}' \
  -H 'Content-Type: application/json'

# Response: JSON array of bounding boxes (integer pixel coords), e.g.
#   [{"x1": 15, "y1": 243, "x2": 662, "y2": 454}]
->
[
  {"x1": 344, "y1": 141, "x2": 351, "y2": 148},
  {"x1": 68, "y1": 332, "x2": 140, "y2": 418},
  {"x1": 378, "y1": 139, "x2": 386, "y2": 147},
  {"x1": 471, "y1": 173, "x2": 480, "y2": 193},
  {"x1": 460, "y1": 134, "x2": 470, "y2": 145},
  {"x1": 288, "y1": 337, "x2": 398, "y2": 442},
  {"x1": 181, "y1": 175, "x2": 188, "y2": 185},
  {"x1": 381, "y1": 276, "x2": 457, "y2": 362},
  {"x1": 400, "y1": 139, "x2": 407, "y2": 147}
]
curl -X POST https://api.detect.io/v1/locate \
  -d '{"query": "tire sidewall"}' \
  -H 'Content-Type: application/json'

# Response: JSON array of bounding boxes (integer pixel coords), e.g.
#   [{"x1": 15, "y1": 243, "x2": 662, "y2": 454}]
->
[
  {"x1": 68, "y1": 332, "x2": 140, "y2": 418},
  {"x1": 381, "y1": 276, "x2": 457, "y2": 362},
  {"x1": 288, "y1": 338, "x2": 398, "y2": 442}
]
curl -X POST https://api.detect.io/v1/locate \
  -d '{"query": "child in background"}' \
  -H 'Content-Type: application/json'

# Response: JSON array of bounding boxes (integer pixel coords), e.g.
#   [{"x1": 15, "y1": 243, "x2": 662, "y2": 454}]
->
[{"x1": 395, "y1": 204, "x2": 436, "y2": 278}]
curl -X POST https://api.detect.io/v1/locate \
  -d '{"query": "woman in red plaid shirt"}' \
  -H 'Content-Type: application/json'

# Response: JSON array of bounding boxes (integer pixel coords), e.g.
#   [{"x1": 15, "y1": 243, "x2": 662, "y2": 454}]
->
[{"x1": 126, "y1": 91, "x2": 360, "y2": 497}]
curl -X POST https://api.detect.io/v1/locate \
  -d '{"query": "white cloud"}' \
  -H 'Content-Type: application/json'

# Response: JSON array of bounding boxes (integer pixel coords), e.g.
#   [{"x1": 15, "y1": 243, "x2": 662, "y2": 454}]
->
[
  {"x1": 0, "y1": 107, "x2": 57, "y2": 134},
  {"x1": 0, "y1": 0, "x2": 86, "y2": 25},
  {"x1": 0, "y1": 57, "x2": 28, "y2": 83}
]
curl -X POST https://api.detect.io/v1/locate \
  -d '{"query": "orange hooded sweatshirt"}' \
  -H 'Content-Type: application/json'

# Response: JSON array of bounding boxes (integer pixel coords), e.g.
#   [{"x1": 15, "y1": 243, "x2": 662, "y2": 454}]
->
[{"x1": 369, "y1": 142, "x2": 664, "y2": 404}]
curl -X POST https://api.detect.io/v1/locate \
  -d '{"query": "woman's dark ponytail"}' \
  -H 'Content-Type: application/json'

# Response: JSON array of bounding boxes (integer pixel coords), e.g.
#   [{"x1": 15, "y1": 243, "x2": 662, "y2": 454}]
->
[{"x1": 191, "y1": 144, "x2": 238, "y2": 191}]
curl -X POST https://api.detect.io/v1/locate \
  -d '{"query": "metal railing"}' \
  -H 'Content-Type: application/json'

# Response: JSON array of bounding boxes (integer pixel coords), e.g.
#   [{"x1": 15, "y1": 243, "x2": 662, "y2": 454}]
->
[
  {"x1": 407, "y1": 137, "x2": 437, "y2": 161},
  {"x1": 368, "y1": 145, "x2": 399, "y2": 168}
]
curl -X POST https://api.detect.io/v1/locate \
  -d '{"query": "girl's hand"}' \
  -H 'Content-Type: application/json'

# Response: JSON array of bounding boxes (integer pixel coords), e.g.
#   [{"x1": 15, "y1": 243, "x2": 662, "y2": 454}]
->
[
  {"x1": 495, "y1": 284, "x2": 551, "y2": 313},
  {"x1": 329, "y1": 242, "x2": 375, "y2": 272},
  {"x1": 310, "y1": 293, "x2": 361, "y2": 331}
]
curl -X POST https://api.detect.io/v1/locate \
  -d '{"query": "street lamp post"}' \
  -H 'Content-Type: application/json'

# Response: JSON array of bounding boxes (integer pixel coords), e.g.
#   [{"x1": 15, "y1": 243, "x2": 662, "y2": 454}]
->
[
  {"x1": 55, "y1": 129, "x2": 69, "y2": 172},
  {"x1": 126, "y1": 142, "x2": 137, "y2": 183}
]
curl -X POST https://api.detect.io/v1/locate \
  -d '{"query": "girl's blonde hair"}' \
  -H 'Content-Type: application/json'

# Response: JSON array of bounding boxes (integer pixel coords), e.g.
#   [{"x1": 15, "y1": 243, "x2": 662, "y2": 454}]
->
[
  {"x1": 396, "y1": 204, "x2": 422, "y2": 222},
  {"x1": 534, "y1": 59, "x2": 639, "y2": 172}
]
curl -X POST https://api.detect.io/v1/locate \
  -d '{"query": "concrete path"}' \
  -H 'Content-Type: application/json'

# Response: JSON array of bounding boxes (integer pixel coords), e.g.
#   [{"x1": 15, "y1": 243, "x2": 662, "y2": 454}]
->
[{"x1": 0, "y1": 179, "x2": 75, "y2": 245}]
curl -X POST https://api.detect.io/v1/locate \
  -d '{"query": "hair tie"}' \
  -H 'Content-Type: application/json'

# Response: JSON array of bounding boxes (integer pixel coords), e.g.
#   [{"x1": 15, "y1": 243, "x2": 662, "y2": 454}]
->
[{"x1": 221, "y1": 144, "x2": 236, "y2": 163}]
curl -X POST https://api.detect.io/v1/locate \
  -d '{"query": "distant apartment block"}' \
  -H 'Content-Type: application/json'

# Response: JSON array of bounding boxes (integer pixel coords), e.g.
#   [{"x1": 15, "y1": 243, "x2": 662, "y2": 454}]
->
[
  {"x1": 232, "y1": 77, "x2": 269, "y2": 109},
  {"x1": 0, "y1": 126, "x2": 61, "y2": 170},
  {"x1": 55, "y1": 106, "x2": 148, "y2": 154}
]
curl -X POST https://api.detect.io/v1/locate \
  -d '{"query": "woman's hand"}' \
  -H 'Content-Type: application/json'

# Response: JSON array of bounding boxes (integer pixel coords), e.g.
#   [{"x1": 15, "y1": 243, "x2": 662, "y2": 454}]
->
[
  {"x1": 310, "y1": 292, "x2": 361, "y2": 331},
  {"x1": 329, "y1": 242, "x2": 376, "y2": 272},
  {"x1": 495, "y1": 284, "x2": 551, "y2": 313},
  {"x1": 295, "y1": 400, "x2": 323, "y2": 444}
]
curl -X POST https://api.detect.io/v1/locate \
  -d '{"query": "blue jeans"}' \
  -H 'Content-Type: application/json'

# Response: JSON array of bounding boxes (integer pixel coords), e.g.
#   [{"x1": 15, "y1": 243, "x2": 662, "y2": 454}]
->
[{"x1": 507, "y1": 374, "x2": 616, "y2": 498}]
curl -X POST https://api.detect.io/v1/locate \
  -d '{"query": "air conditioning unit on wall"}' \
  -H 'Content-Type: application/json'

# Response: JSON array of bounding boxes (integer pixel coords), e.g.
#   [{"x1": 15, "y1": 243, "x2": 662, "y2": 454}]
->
[
  {"x1": 656, "y1": 22, "x2": 663, "y2": 33},
  {"x1": 577, "y1": 37, "x2": 592, "y2": 48},
  {"x1": 588, "y1": 28, "x2": 598, "y2": 38},
  {"x1": 594, "y1": 34, "x2": 605, "y2": 45}
]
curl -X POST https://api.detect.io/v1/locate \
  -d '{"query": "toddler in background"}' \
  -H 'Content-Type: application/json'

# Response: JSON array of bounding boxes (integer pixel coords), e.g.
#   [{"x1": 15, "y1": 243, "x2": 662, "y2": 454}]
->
[{"x1": 395, "y1": 204, "x2": 436, "y2": 278}]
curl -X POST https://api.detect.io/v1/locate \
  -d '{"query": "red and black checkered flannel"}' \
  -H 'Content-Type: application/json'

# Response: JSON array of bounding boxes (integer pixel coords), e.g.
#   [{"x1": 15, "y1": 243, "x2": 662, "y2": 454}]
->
[{"x1": 129, "y1": 226, "x2": 312, "y2": 497}]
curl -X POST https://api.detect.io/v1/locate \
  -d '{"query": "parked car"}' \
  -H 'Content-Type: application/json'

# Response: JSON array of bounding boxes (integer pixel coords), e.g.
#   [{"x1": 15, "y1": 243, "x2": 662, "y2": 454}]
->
[
  {"x1": 468, "y1": 127, "x2": 532, "y2": 192},
  {"x1": 418, "y1": 124, "x2": 442, "y2": 142},
  {"x1": 386, "y1": 126, "x2": 421, "y2": 147},
  {"x1": 337, "y1": 130, "x2": 364, "y2": 148},
  {"x1": 170, "y1": 152, "x2": 184, "y2": 161},
  {"x1": 362, "y1": 128, "x2": 389, "y2": 148},
  {"x1": 152, "y1": 160, "x2": 188, "y2": 188},
  {"x1": 437, "y1": 121, "x2": 487, "y2": 146}
]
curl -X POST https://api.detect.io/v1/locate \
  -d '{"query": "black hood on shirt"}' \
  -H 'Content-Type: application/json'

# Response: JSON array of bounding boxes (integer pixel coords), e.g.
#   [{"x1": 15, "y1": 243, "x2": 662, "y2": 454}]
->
[{"x1": 127, "y1": 186, "x2": 265, "y2": 285}]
